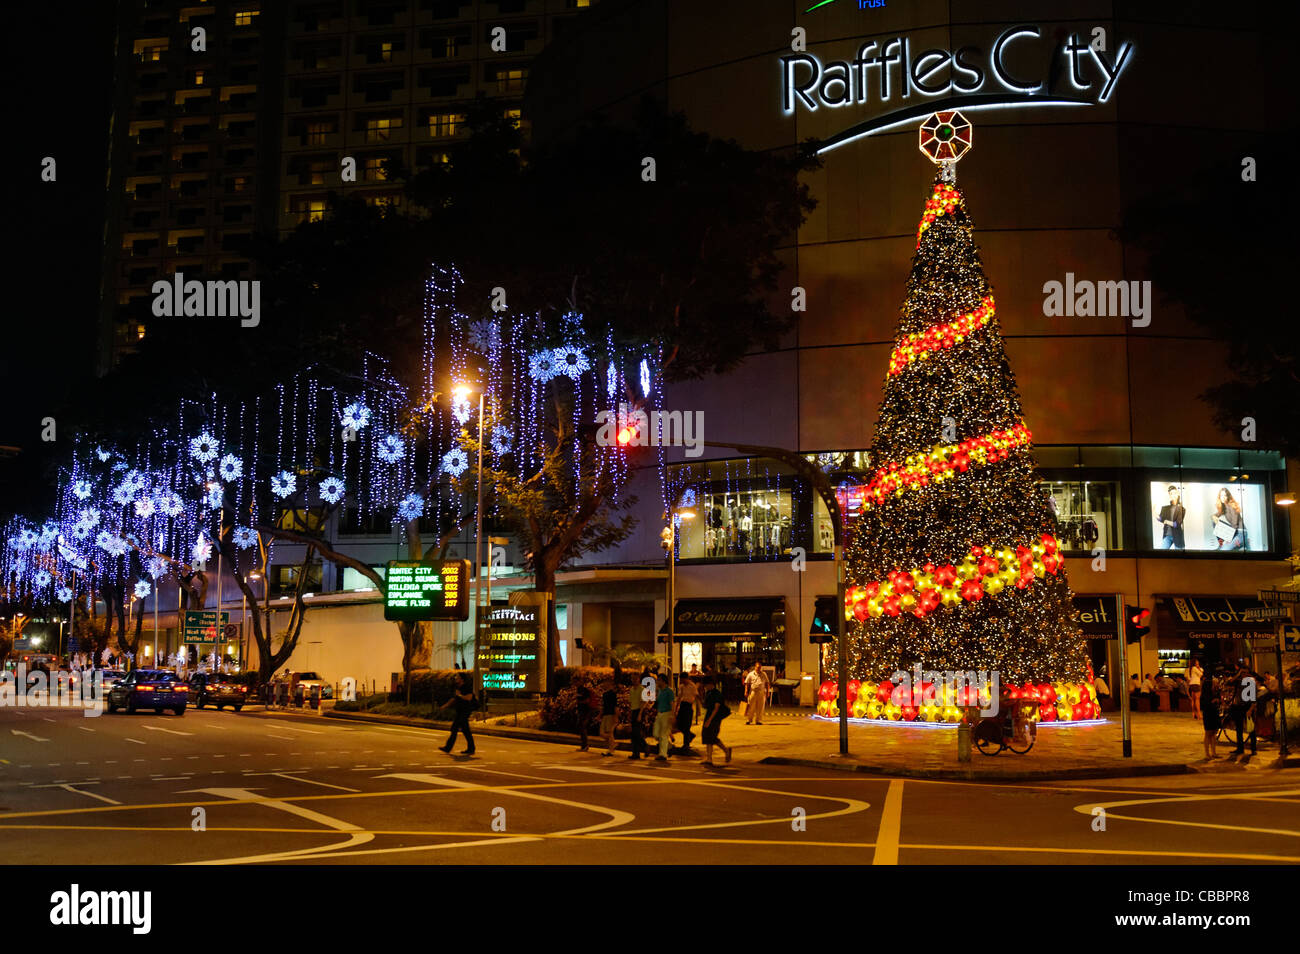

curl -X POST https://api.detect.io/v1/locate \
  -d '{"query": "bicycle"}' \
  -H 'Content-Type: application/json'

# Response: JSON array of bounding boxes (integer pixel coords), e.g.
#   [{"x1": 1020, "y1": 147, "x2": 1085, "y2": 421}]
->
[{"x1": 973, "y1": 704, "x2": 1037, "y2": 756}]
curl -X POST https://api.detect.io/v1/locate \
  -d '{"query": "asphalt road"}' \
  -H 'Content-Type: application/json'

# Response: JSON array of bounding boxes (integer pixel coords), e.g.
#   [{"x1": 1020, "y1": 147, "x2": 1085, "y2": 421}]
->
[{"x1": 1, "y1": 703, "x2": 1297, "y2": 865}]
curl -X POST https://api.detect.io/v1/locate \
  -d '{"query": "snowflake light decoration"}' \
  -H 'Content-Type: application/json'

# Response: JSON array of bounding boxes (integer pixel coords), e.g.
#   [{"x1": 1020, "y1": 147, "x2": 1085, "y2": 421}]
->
[
  {"x1": 134, "y1": 497, "x2": 156, "y2": 519},
  {"x1": 33, "y1": 569, "x2": 52, "y2": 588},
  {"x1": 553, "y1": 345, "x2": 590, "y2": 380},
  {"x1": 205, "y1": 483, "x2": 224, "y2": 508},
  {"x1": 111, "y1": 482, "x2": 135, "y2": 506},
  {"x1": 56, "y1": 586, "x2": 73, "y2": 602},
  {"x1": 490, "y1": 425, "x2": 512, "y2": 457},
  {"x1": 38, "y1": 522, "x2": 58, "y2": 548},
  {"x1": 192, "y1": 534, "x2": 213, "y2": 563},
  {"x1": 270, "y1": 471, "x2": 297, "y2": 499},
  {"x1": 529, "y1": 349, "x2": 560, "y2": 383},
  {"x1": 341, "y1": 402, "x2": 371, "y2": 432},
  {"x1": 14, "y1": 529, "x2": 38, "y2": 550},
  {"x1": 640, "y1": 358, "x2": 652, "y2": 398},
  {"x1": 124, "y1": 470, "x2": 147, "y2": 493},
  {"x1": 457, "y1": 397, "x2": 477, "y2": 428},
  {"x1": 441, "y1": 447, "x2": 469, "y2": 477},
  {"x1": 160, "y1": 493, "x2": 184, "y2": 517},
  {"x1": 189, "y1": 431, "x2": 219, "y2": 463},
  {"x1": 77, "y1": 508, "x2": 101, "y2": 529},
  {"x1": 72, "y1": 480, "x2": 93, "y2": 500},
  {"x1": 96, "y1": 530, "x2": 127, "y2": 556},
  {"x1": 147, "y1": 556, "x2": 168, "y2": 579},
  {"x1": 95, "y1": 446, "x2": 112, "y2": 462},
  {"x1": 680, "y1": 488, "x2": 698, "y2": 508},
  {"x1": 71, "y1": 522, "x2": 92, "y2": 541},
  {"x1": 396, "y1": 493, "x2": 424, "y2": 521},
  {"x1": 233, "y1": 527, "x2": 257, "y2": 550},
  {"x1": 318, "y1": 476, "x2": 346, "y2": 504},
  {"x1": 467, "y1": 318, "x2": 501, "y2": 353},
  {"x1": 218, "y1": 453, "x2": 243, "y2": 481},
  {"x1": 377, "y1": 434, "x2": 406, "y2": 464},
  {"x1": 134, "y1": 580, "x2": 151, "y2": 599}
]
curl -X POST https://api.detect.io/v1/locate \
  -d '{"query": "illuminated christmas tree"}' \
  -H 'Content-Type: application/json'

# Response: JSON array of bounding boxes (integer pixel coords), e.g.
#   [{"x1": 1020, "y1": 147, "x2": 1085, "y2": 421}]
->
[{"x1": 825, "y1": 113, "x2": 1095, "y2": 724}]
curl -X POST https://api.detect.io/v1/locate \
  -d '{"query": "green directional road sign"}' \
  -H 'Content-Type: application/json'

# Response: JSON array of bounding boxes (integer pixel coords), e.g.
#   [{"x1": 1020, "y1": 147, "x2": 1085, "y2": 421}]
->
[{"x1": 183, "y1": 610, "x2": 229, "y2": 643}]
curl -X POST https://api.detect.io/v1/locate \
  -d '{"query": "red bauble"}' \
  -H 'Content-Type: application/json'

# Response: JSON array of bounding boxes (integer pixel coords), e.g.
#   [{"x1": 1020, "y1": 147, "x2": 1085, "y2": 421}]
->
[
  {"x1": 934, "y1": 564, "x2": 958, "y2": 586},
  {"x1": 847, "y1": 679, "x2": 860, "y2": 702},
  {"x1": 853, "y1": 602, "x2": 870, "y2": 622},
  {"x1": 959, "y1": 580, "x2": 984, "y2": 601},
  {"x1": 978, "y1": 555, "x2": 1000, "y2": 576},
  {"x1": 876, "y1": 681, "x2": 894, "y2": 703},
  {"x1": 883, "y1": 596, "x2": 902, "y2": 617},
  {"x1": 1039, "y1": 704, "x2": 1057, "y2": 722},
  {"x1": 900, "y1": 705, "x2": 918, "y2": 722},
  {"x1": 819, "y1": 681, "x2": 836, "y2": 701}
]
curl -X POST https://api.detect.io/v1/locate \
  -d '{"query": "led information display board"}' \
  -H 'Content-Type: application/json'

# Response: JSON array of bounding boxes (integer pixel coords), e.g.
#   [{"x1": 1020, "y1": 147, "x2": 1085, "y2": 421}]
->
[
  {"x1": 183, "y1": 611, "x2": 229, "y2": 643},
  {"x1": 475, "y1": 605, "x2": 545, "y2": 695},
  {"x1": 383, "y1": 560, "x2": 470, "y2": 621}
]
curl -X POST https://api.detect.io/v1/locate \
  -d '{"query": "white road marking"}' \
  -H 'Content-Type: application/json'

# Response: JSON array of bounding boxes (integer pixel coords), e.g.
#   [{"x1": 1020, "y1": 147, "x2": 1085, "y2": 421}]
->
[
  {"x1": 1072, "y1": 788, "x2": 1300, "y2": 838},
  {"x1": 77, "y1": 727, "x2": 95, "y2": 733},
  {"x1": 455, "y1": 766, "x2": 562, "y2": 783},
  {"x1": 125, "y1": 738, "x2": 146, "y2": 745},
  {"x1": 9, "y1": 730, "x2": 49, "y2": 742},
  {"x1": 377, "y1": 773, "x2": 635, "y2": 836},
  {"x1": 176, "y1": 787, "x2": 373, "y2": 865},
  {"x1": 265, "y1": 725, "x2": 323, "y2": 734},
  {"x1": 143, "y1": 725, "x2": 193, "y2": 737},
  {"x1": 241, "y1": 772, "x2": 361, "y2": 793},
  {"x1": 59, "y1": 784, "x2": 120, "y2": 805}
]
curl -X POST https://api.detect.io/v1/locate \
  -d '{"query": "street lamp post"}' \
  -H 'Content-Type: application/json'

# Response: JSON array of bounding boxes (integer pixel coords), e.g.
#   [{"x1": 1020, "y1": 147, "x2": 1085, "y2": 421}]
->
[
  {"x1": 662, "y1": 505, "x2": 696, "y2": 683},
  {"x1": 455, "y1": 384, "x2": 486, "y2": 709}
]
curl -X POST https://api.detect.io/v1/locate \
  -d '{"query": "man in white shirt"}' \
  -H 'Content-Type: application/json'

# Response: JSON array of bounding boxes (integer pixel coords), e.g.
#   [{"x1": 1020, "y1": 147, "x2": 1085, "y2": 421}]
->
[{"x1": 744, "y1": 663, "x2": 770, "y2": 725}]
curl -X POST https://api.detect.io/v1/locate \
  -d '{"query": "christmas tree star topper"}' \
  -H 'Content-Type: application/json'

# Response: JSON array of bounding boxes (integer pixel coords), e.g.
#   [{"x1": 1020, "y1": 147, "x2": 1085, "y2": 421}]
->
[{"x1": 919, "y1": 111, "x2": 972, "y2": 181}]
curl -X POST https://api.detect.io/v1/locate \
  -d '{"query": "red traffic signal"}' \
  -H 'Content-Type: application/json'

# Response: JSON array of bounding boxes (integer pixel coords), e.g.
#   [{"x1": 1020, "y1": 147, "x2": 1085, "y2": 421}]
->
[{"x1": 1124, "y1": 604, "x2": 1151, "y2": 642}]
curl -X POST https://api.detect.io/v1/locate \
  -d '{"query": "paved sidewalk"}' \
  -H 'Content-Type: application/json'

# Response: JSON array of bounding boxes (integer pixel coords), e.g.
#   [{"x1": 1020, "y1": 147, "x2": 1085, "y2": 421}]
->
[{"x1": 239, "y1": 704, "x2": 1297, "y2": 781}]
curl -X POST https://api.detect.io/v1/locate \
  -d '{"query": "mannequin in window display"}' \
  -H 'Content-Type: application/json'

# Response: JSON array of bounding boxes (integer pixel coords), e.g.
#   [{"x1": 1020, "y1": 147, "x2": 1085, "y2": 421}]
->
[
  {"x1": 1212, "y1": 487, "x2": 1247, "y2": 550},
  {"x1": 1156, "y1": 485, "x2": 1186, "y2": 550},
  {"x1": 738, "y1": 510, "x2": 752, "y2": 552},
  {"x1": 1081, "y1": 516, "x2": 1098, "y2": 550},
  {"x1": 705, "y1": 525, "x2": 717, "y2": 557}
]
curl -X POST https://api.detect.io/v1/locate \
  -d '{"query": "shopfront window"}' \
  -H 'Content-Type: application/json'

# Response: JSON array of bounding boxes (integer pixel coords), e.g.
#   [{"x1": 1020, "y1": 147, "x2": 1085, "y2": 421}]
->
[
  {"x1": 1038, "y1": 480, "x2": 1123, "y2": 551},
  {"x1": 1147, "y1": 480, "x2": 1270, "y2": 552},
  {"x1": 676, "y1": 487, "x2": 795, "y2": 560}
]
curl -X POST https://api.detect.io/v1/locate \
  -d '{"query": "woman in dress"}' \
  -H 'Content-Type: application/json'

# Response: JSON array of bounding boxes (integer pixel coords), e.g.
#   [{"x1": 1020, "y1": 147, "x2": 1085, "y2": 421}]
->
[{"x1": 1212, "y1": 488, "x2": 1246, "y2": 550}]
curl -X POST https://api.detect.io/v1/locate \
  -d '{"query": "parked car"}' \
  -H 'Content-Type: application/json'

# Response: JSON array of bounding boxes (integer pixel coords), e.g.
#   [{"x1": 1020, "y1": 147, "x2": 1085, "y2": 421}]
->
[
  {"x1": 188, "y1": 671, "x2": 247, "y2": 711},
  {"x1": 106, "y1": 669, "x2": 187, "y2": 715},
  {"x1": 274, "y1": 671, "x2": 334, "y2": 701}
]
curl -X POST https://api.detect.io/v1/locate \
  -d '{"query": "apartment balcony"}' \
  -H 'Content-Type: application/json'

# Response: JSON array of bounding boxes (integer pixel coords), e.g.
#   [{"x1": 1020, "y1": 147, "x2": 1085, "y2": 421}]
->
[
  {"x1": 287, "y1": 90, "x2": 345, "y2": 112},
  {"x1": 282, "y1": 132, "x2": 344, "y2": 153}
]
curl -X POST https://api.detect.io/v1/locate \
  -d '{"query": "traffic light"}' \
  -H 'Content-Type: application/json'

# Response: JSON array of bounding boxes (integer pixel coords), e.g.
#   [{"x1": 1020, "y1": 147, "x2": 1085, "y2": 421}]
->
[
  {"x1": 810, "y1": 596, "x2": 838, "y2": 643},
  {"x1": 1125, "y1": 604, "x2": 1151, "y2": 643}
]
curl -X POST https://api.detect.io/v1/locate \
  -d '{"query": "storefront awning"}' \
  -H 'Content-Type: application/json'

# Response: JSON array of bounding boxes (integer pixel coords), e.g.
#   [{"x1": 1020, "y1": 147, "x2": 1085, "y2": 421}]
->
[
  {"x1": 1158, "y1": 595, "x2": 1276, "y2": 634},
  {"x1": 659, "y1": 598, "x2": 784, "y2": 637},
  {"x1": 1072, "y1": 595, "x2": 1121, "y2": 637}
]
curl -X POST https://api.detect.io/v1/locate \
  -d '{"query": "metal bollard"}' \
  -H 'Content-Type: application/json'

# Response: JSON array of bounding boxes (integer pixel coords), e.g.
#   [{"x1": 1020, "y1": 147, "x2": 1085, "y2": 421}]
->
[{"x1": 957, "y1": 707, "x2": 975, "y2": 762}]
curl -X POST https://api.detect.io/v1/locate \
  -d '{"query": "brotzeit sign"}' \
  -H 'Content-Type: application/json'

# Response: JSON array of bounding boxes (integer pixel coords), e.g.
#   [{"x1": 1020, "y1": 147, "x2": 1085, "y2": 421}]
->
[{"x1": 781, "y1": 24, "x2": 1134, "y2": 154}]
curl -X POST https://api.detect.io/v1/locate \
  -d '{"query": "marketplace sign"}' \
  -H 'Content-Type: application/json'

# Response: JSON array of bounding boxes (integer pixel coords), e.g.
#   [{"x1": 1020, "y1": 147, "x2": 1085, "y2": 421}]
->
[{"x1": 780, "y1": 24, "x2": 1134, "y2": 154}]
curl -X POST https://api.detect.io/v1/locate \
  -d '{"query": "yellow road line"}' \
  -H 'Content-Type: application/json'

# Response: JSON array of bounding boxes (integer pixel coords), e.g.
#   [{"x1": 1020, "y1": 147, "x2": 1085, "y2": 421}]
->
[{"x1": 872, "y1": 779, "x2": 903, "y2": 865}]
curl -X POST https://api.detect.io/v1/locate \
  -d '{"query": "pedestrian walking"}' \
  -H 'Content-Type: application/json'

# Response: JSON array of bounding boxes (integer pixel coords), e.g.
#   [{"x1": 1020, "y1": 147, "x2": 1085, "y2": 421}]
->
[
  {"x1": 575, "y1": 680, "x2": 594, "y2": 751},
  {"x1": 1202, "y1": 682, "x2": 1221, "y2": 760},
  {"x1": 701, "y1": 675, "x2": 732, "y2": 765},
  {"x1": 1188, "y1": 658, "x2": 1204, "y2": 718},
  {"x1": 599, "y1": 677, "x2": 617, "y2": 757},
  {"x1": 1093, "y1": 669, "x2": 1110, "y2": 711},
  {"x1": 628, "y1": 666, "x2": 648, "y2": 760},
  {"x1": 744, "y1": 662, "x2": 770, "y2": 724},
  {"x1": 653, "y1": 673, "x2": 675, "y2": 761},
  {"x1": 676, "y1": 674, "x2": 698, "y2": 750},
  {"x1": 439, "y1": 672, "x2": 476, "y2": 756},
  {"x1": 1229, "y1": 663, "x2": 1258, "y2": 755}
]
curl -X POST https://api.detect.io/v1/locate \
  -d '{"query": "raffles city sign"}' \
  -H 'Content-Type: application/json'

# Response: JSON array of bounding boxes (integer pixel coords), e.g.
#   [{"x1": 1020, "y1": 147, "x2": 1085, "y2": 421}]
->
[{"x1": 781, "y1": 24, "x2": 1134, "y2": 153}]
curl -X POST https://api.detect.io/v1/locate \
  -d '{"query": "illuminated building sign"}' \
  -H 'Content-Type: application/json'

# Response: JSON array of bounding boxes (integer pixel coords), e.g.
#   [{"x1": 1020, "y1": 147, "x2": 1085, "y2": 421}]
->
[
  {"x1": 383, "y1": 560, "x2": 470, "y2": 621},
  {"x1": 780, "y1": 25, "x2": 1134, "y2": 154},
  {"x1": 476, "y1": 604, "x2": 545, "y2": 694}
]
